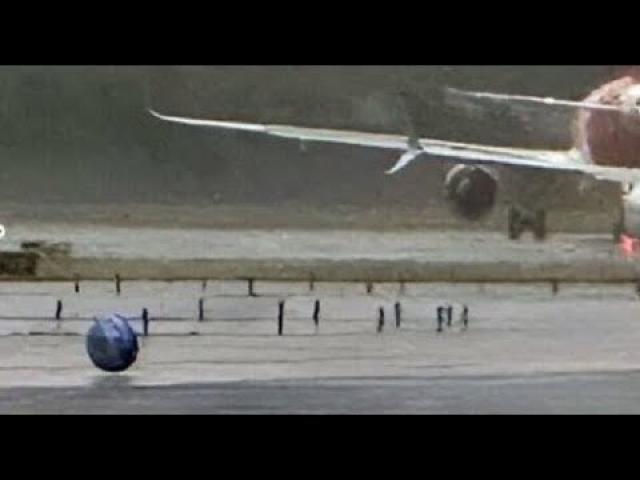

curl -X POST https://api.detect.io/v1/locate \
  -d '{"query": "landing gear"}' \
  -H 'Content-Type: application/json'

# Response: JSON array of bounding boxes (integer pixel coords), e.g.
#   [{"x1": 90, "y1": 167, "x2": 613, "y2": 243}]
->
[
  {"x1": 533, "y1": 209, "x2": 547, "y2": 241},
  {"x1": 613, "y1": 207, "x2": 625, "y2": 243},
  {"x1": 508, "y1": 207, "x2": 523, "y2": 240},
  {"x1": 507, "y1": 206, "x2": 547, "y2": 241},
  {"x1": 613, "y1": 219, "x2": 624, "y2": 243}
]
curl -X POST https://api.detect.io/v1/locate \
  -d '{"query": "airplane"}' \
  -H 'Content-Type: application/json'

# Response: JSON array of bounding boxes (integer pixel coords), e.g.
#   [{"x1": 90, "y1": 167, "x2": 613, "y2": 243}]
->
[{"x1": 148, "y1": 76, "x2": 640, "y2": 243}]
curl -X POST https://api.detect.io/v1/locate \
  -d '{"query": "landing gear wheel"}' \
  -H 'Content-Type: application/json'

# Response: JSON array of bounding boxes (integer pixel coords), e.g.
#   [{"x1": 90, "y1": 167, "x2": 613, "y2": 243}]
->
[
  {"x1": 613, "y1": 220, "x2": 624, "y2": 243},
  {"x1": 613, "y1": 207, "x2": 625, "y2": 243},
  {"x1": 533, "y1": 210, "x2": 547, "y2": 241},
  {"x1": 508, "y1": 206, "x2": 547, "y2": 241},
  {"x1": 508, "y1": 206, "x2": 524, "y2": 240}
]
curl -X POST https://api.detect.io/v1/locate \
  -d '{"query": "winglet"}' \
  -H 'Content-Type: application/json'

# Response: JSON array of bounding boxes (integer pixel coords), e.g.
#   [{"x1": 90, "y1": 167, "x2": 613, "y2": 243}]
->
[
  {"x1": 386, "y1": 149, "x2": 422, "y2": 175},
  {"x1": 384, "y1": 91, "x2": 424, "y2": 174},
  {"x1": 398, "y1": 90, "x2": 422, "y2": 151}
]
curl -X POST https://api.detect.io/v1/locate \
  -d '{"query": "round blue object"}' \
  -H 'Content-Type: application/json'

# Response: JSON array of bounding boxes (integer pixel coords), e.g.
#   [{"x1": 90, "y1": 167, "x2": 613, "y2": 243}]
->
[{"x1": 86, "y1": 315, "x2": 139, "y2": 372}]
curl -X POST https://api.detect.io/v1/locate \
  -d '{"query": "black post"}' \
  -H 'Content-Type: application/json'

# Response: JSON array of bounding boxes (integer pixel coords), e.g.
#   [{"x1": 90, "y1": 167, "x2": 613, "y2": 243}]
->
[
  {"x1": 248, "y1": 278, "x2": 256, "y2": 297},
  {"x1": 437, "y1": 306, "x2": 443, "y2": 333},
  {"x1": 74, "y1": 275, "x2": 80, "y2": 293},
  {"x1": 313, "y1": 300, "x2": 320, "y2": 330},
  {"x1": 377, "y1": 307, "x2": 385, "y2": 333},
  {"x1": 366, "y1": 282, "x2": 373, "y2": 295},
  {"x1": 142, "y1": 308, "x2": 149, "y2": 336},
  {"x1": 278, "y1": 300, "x2": 285, "y2": 336},
  {"x1": 55, "y1": 300, "x2": 62, "y2": 320},
  {"x1": 115, "y1": 274, "x2": 121, "y2": 295},
  {"x1": 198, "y1": 297, "x2": 204, "y2": 322},
  {"x1": 395, "y1": 302, "x2": 402, "y2": 328},
  {"x1": 309, "y1": 275, "x2": 315, "y2": 292},
  {"x1": 447, "y1": 305, "x2": 453, "y2": 328},
  {"x1": 462, "y1": 305, "x2": 469, "y2": 331}
]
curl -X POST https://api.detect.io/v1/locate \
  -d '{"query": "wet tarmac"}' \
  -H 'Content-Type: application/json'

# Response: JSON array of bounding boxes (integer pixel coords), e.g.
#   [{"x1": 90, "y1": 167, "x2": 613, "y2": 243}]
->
[{"x1": 5, "y1": 372, "x2": 640, "y2": 414}]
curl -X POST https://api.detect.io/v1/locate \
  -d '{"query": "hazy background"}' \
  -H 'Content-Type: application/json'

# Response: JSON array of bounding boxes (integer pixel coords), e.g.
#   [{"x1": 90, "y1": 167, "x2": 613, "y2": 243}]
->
[{"x1": 0, "y1": 65, "x2": 626, "y2": 230}]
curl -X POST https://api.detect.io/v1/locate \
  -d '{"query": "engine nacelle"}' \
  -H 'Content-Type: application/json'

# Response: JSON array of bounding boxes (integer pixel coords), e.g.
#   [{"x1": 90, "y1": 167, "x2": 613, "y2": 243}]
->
[{"x1": 444, "y1": 164, "x2": 498, "y2": 220}]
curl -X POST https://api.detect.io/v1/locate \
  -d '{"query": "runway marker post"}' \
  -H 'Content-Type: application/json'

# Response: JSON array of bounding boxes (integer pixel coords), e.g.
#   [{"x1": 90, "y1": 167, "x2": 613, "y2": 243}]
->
[
  {"x1": 313, "y1": 299, "x2": 320, "y2": 331},
  {"x1": 198, "y1": 297, "x2": 204, "y2": 322},
  {"x1": 377, "y1": 307, "x2": 385, "y2": 333},
  {"x1": 142, "y1": 308, "x2": 149, "y2": 336},
  {"x1": 278, "y1": 300, "x2": 285, "y2": 336}
]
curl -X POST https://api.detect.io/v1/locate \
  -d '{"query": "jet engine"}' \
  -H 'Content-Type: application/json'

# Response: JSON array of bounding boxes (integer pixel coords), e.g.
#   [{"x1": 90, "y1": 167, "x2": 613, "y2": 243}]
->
[{"x1": 444, "y1": 164, "x2": 498, "y2": 220}]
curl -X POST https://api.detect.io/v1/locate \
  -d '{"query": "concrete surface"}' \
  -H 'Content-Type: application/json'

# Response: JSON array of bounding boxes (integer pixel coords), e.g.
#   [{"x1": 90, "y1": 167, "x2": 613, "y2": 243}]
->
[
  {"x1": 0, "y1": 281, "x2": 639, "y2": 385},
  {"x1": 4, "y1": 373, "x2": 640, "y2": 414},
  {"x1": 1, "y1": 224, "x2": 638, "y2": 281},
  {"x1": 1, "y1": 280, "x2": 640, "y2": 413}
]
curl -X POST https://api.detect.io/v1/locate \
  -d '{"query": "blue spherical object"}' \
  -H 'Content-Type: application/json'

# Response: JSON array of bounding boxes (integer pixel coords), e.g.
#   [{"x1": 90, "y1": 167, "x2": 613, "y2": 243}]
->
[{"x1": 86, "y1": 315, "x2": 139, "y2": 372}]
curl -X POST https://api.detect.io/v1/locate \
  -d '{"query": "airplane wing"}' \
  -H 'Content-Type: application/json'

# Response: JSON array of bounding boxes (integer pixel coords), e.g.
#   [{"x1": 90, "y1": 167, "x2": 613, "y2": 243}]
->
[{"x1": 148, "y1": 109, "x2": 640, "y2": 185}]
